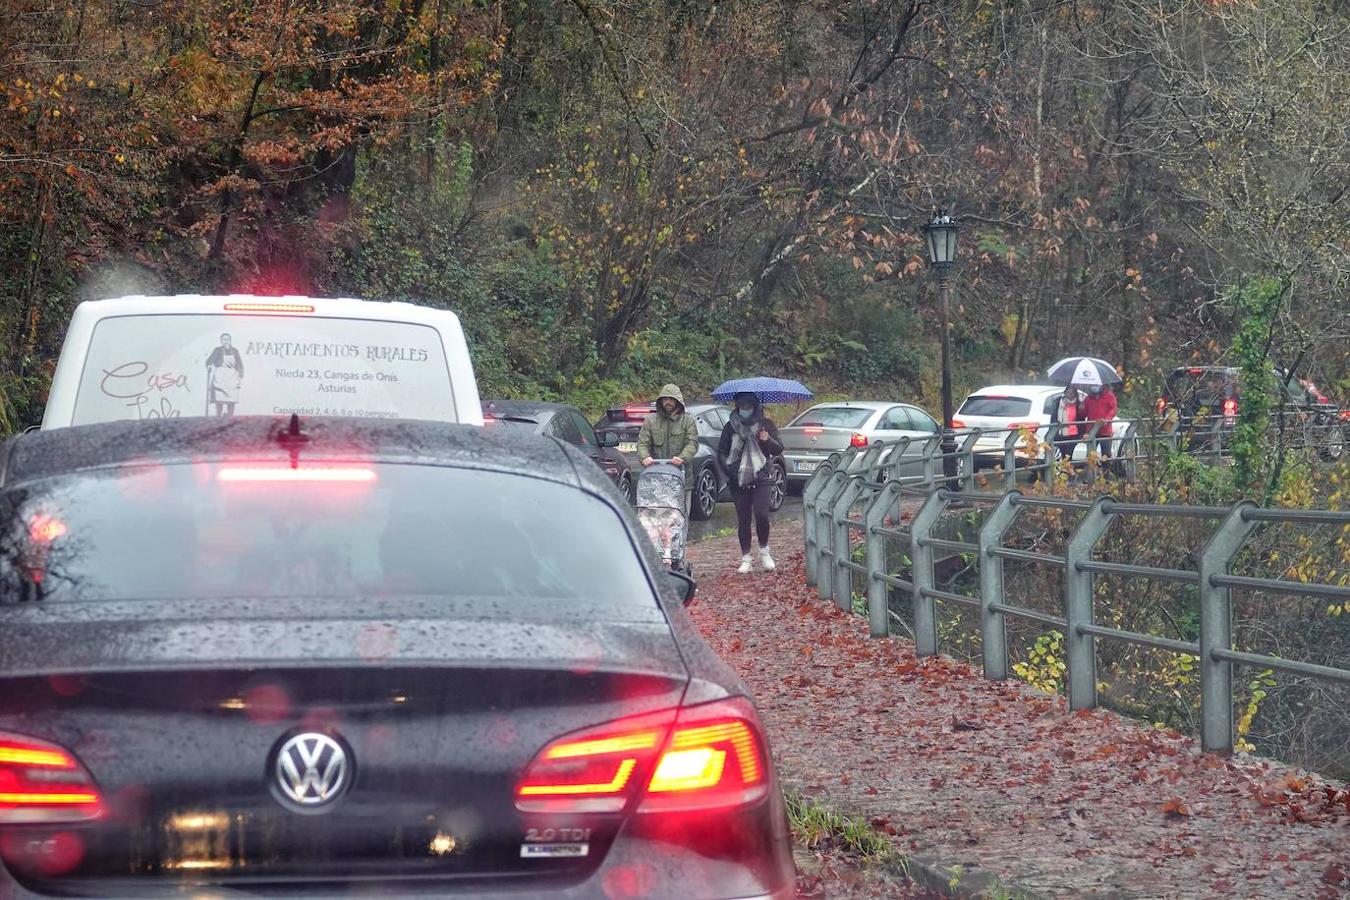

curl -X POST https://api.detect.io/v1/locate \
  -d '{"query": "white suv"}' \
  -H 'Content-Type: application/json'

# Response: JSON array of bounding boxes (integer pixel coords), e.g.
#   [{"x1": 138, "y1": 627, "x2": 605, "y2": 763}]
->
[{"x1": 954, "y1": 384, "x2": 1125, "y2": 467}]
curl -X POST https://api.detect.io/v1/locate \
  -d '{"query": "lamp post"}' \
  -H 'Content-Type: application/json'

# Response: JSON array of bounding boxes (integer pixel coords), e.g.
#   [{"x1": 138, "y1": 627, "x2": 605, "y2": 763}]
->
[{"x1": 921, "y1": 209, "x2": 960, "y2": 486}]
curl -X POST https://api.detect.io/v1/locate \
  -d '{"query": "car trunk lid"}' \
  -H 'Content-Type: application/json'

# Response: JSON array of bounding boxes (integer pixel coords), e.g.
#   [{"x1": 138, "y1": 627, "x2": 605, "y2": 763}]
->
[{"x1": 0, "y1": 600, "x2": 688, "y2": 893}]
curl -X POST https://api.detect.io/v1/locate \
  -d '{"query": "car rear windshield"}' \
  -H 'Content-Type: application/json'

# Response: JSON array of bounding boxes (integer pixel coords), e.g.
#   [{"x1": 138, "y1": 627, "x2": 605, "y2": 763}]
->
[
  {"x1": 1166, "y1": 370, "x2": 1233, "y2": 404},
  {"x1": 0, "y1": 463, "x2": 654, "y2": 606},
  {"x1": 71, "y1": 313, "x2": 456, "y2": 425},
  {"x1": 787, "y1": 407, "x2": 874, "y2": 429},
  {"x1": 957, "y1": 396, "x2": 1033, "y2": 417}
]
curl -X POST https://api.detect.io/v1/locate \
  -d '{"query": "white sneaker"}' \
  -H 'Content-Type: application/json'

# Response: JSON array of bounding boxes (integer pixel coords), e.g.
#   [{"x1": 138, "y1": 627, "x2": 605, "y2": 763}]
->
[
  {"x1": 759, "y1": 547, "x2": 776, "y2": 572},
  {"x1": 737, "y1": 554, "x2": 753, "y2": 574}
]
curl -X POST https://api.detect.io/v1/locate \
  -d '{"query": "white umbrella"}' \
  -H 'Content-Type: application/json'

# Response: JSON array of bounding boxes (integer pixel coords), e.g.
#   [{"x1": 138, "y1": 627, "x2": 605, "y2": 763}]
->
[{"x1": 1046, "y1": 356, "x2": 1122, "y2": 388}]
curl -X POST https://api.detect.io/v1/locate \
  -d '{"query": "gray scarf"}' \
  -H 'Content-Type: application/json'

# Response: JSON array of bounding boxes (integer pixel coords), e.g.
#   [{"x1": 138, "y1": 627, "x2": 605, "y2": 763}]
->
[{"x1": 727, "y1": 413, "x2": 768, "y2": 488}]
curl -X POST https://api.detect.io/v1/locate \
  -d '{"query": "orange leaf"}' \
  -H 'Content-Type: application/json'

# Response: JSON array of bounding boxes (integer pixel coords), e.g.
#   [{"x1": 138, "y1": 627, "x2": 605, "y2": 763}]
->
[{"x1": 1162, "y1": 797, "x2": 1191, "y2": 818}]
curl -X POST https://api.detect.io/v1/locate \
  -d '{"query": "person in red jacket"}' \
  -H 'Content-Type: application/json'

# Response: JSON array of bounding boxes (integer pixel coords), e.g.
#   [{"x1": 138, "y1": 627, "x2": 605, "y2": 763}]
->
[{"x1": 1080, "y1": 384, "x2": 1118, "y2": 473}]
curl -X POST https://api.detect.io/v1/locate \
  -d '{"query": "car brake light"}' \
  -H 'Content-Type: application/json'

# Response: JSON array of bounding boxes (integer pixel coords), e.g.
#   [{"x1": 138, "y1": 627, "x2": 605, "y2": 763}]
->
[
  {"x1": 850, "y1": 433, "x2": 868, "y2": 448},
  {"x1": 223, "y1": 302, "x2": 315, "y2": 314},
  {"x1": 1188, "y1": 367, "x2": 1205, "y2": 375},
  {"x1": 1339, "y1": 410, "x2": 1350, "y2": 422},
  {"x1": 1222, "y1": 398, "x2": 1238, "y2": 418},
  {"x1": 0, "y1": 733, "x2": 103, "y2": 824},
  {"x1": 1008, "y1": 422, "x2": 1038, "y2": 432},
  {"x1": 217, "y1": 466, "x2": 377, "y2": 483},
  {"x1": 803, "y1": 427, "x2": 823, "y2": 435},
  {"x1": 638, "y1": 698, "x2": 768, "y2": 812},
  {"x1": 515, "y1": 698, "x2": 769, "y2": 815},
  {"x1": 950, "y1": 418, "x2": 966, "y2": 429},
  {"x1": 516, "y1": 709, "x2": 673, "y2": 813}
]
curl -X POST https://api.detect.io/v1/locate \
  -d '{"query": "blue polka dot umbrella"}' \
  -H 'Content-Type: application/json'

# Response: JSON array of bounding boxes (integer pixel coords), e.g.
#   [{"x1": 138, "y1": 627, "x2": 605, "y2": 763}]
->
[{"x1": 711, "y1": 376, "x2": 815, "y2": 404}]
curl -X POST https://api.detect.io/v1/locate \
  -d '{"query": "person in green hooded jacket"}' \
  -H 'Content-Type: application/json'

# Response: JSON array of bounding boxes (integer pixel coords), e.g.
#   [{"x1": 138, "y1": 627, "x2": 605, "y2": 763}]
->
[
  {"x1": 637, "y1": 384, "x2": 699, "y2": 468},
  {"x1": 637, "y1": 384, "x2": 700, "y2": 514}
]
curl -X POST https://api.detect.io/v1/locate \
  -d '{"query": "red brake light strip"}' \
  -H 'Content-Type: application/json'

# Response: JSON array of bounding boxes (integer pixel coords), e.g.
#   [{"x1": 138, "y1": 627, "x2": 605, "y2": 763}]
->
[
  {"x1": 0, "y1": 733, "x2": 103, "y2": 824},
  {"x1": 223, "y1": 302, "x2": 315, "y2": 313},
  {"x1": 217, "y1": 467, "x2": 377, "y2": 483}
]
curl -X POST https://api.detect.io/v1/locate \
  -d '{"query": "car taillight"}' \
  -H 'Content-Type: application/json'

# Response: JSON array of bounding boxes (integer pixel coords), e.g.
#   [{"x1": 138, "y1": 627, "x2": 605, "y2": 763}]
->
[
  {"x1": 803, "y1": 427, "x2": 823, "y2": 436},
  {"x1": 950, "y1": 418, "x2": 966, "y2": 430},
  {"x1": 515, "y1": 698, "x2": 769, "y2": 815},
  {"x1": 1008, "y1": 422, "x2": 1038, "y2": 432},
  {"x1": 639, "y1": 699, "x2": 768, "y2": 813},
  {"x1": 0, "y1": 733, "x2": 103, "y2": 824},
  {"x1": 1339, "y1": 410, "x2": 1350, "y2": 422},
  {"x1": 1222, "y1": 398, "x2": 1238, "y2": 418},
  {"x1": 849, "y1": 433, "x2": 868, "y2": 448}
]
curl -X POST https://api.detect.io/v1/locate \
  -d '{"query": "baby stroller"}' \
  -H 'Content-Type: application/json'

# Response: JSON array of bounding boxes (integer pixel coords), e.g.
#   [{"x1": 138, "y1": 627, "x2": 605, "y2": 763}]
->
[{"x1": 635, "y1": 462, "x2": 692, "y2": 577}]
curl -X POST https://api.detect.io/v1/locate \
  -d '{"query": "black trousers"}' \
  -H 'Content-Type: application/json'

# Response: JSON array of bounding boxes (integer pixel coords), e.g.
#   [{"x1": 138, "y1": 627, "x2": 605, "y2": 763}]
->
[{"x1": 734, "y1": 483, "x2": 773, "y2": 553}]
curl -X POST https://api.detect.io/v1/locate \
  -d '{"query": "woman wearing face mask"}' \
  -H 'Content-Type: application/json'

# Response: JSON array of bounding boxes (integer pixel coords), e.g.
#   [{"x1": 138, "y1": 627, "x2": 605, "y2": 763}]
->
[{"x1": 718, "y1": 391, "x2": 784, "y2": 574}]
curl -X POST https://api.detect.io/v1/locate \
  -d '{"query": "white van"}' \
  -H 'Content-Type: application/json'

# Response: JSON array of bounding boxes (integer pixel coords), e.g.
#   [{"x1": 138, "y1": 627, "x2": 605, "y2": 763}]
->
[{"x1": 42, "y1": 294, "x2": 483, "y2": 429}]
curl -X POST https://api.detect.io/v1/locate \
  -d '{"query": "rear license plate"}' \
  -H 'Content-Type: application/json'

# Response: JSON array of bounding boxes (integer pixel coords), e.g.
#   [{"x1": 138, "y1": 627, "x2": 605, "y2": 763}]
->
[
  {"x1": 795, "y1": 461, "x2": 819, "y2": 473},
  {"x1": 619, "y1": 442, "x2": 638, "y2": 453}
]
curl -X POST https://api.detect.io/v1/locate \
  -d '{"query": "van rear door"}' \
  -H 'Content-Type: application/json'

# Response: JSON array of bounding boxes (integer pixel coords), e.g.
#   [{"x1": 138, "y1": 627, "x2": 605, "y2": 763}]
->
[{"x1": 42, "y1": 296, "x2": 482, "y2": 428}]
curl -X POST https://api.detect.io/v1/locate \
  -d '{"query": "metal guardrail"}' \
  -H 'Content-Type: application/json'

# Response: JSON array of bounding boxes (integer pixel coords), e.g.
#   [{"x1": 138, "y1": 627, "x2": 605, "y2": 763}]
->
[{"x1": 799, "y1": 433, "x2": 1350, "y2": 755}]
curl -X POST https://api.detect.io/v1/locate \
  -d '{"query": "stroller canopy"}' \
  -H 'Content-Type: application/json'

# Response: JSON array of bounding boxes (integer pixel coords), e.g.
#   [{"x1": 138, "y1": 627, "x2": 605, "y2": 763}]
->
[{"x1": 636, "y1": 463, "x2": 685, "y2": 509}]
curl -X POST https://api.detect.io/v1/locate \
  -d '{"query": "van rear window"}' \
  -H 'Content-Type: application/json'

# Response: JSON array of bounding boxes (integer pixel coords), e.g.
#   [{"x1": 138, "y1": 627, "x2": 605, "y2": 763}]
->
[{"x1": 71, "y1": 314, "x2": 456, "y2": 425}]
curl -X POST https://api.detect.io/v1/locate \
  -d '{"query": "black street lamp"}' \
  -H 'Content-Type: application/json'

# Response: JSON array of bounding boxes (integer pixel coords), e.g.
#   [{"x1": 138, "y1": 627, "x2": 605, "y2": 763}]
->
[{"x1": 921, "y1": 209, "x2": 960, "y2": 486}]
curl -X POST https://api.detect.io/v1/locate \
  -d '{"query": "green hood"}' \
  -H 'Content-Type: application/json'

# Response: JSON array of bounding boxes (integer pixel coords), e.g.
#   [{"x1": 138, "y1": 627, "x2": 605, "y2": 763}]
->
[{"x1": 657, "y1": 383, "x2": 685, "y2": 413}]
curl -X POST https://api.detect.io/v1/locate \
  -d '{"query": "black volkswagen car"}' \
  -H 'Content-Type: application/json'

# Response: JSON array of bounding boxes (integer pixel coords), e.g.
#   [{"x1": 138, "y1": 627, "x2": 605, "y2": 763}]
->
[
  {"x1": 0, "y1": 417, "x2": 794, "y2": 898},
  {"x1": 483, "y1": 399, "x2": 634, "y2": 499},
  {"x1": 594, "y1": 401, "x2": 786, "y2": 521}
]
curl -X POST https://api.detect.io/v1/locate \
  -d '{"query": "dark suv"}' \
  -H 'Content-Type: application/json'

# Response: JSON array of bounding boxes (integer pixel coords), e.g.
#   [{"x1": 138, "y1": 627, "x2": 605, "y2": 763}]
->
[
  {"x1": 594, "y1": 401, "x2": 787, "y2": 520},
  {"x1": 1158, "y1": 366, "x2": 1346, "y2": 460}
]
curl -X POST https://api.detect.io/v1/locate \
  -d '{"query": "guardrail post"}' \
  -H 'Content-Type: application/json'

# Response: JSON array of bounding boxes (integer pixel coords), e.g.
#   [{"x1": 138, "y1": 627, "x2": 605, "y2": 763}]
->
[
  {"x1": 1119, "y1": 421, "x2": 1140, "y2": 483},
  {"x1": 802, "y1": 462, "x2": 835, "y2": 587},
  {"x1": 909, "y1": 490, "x2": 951, "y2": 657},
  {"x1": 857, "y1": 442, "x2": 886, "y2": 481},
  {"x1": 864, "y1": 481, "x2": 902, "y2": 638},
  {"x1": 879, "y1": 436, "x2": 911, "y2": 484},
  {"x1": 920, "y1": 435, "x2": 941, "y2": 490},
  {"x1": 1082, "y1": 420, "x2": 1105, "y2": 487},
  {"x1": 1063, "y1": 497, "x2": 1113, "y2": 710},
  {"x1": 958, "y1": 430, "x2": 982, "y2": 491},
  {"x1": 978, "y1": 491, "x2": 1021, "y2": 680},
  {"x1": 831, "y1": 477, "x2": 868, "y2": 612},
  {"x1": 1002, "y1": 429, "x2": 1020, "y2": 491},
  {"x1": 815, "y1": 471, "x2": 849, "y2": 602},
  {"x1": 1209, "y1": 417, "x2": 1224, "y2": 466},
  {"x1": 1198, "y1": 502, "x2": 1258, "y2": 753}
]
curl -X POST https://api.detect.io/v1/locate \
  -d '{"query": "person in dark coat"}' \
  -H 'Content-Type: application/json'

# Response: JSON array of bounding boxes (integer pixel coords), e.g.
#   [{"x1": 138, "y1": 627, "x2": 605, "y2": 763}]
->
[{"x1": 718, "y1": 391, "x2": 784, "y2": 574}]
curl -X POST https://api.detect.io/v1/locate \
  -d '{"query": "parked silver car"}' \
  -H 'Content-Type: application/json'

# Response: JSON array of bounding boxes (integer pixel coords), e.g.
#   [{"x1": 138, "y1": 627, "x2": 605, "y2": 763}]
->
[{"x1": 780, "y1": 401, "x2": 941, "y2": 485}]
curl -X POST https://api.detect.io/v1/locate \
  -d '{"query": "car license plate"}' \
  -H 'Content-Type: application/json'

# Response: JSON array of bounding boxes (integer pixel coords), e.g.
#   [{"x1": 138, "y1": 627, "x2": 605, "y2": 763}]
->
[
  {"x1": 795, "y1": 461, "x2": 818, "y2": 473},
  {"x1": 619, "y1": 442, "x2": 638, "y2": 453}
]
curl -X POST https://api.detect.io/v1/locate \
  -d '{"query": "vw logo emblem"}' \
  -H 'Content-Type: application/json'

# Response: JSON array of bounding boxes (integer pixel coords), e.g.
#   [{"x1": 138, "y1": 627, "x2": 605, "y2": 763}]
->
[{"x1": 273, "y1": 732, "x2": 350, "y2": 809}]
